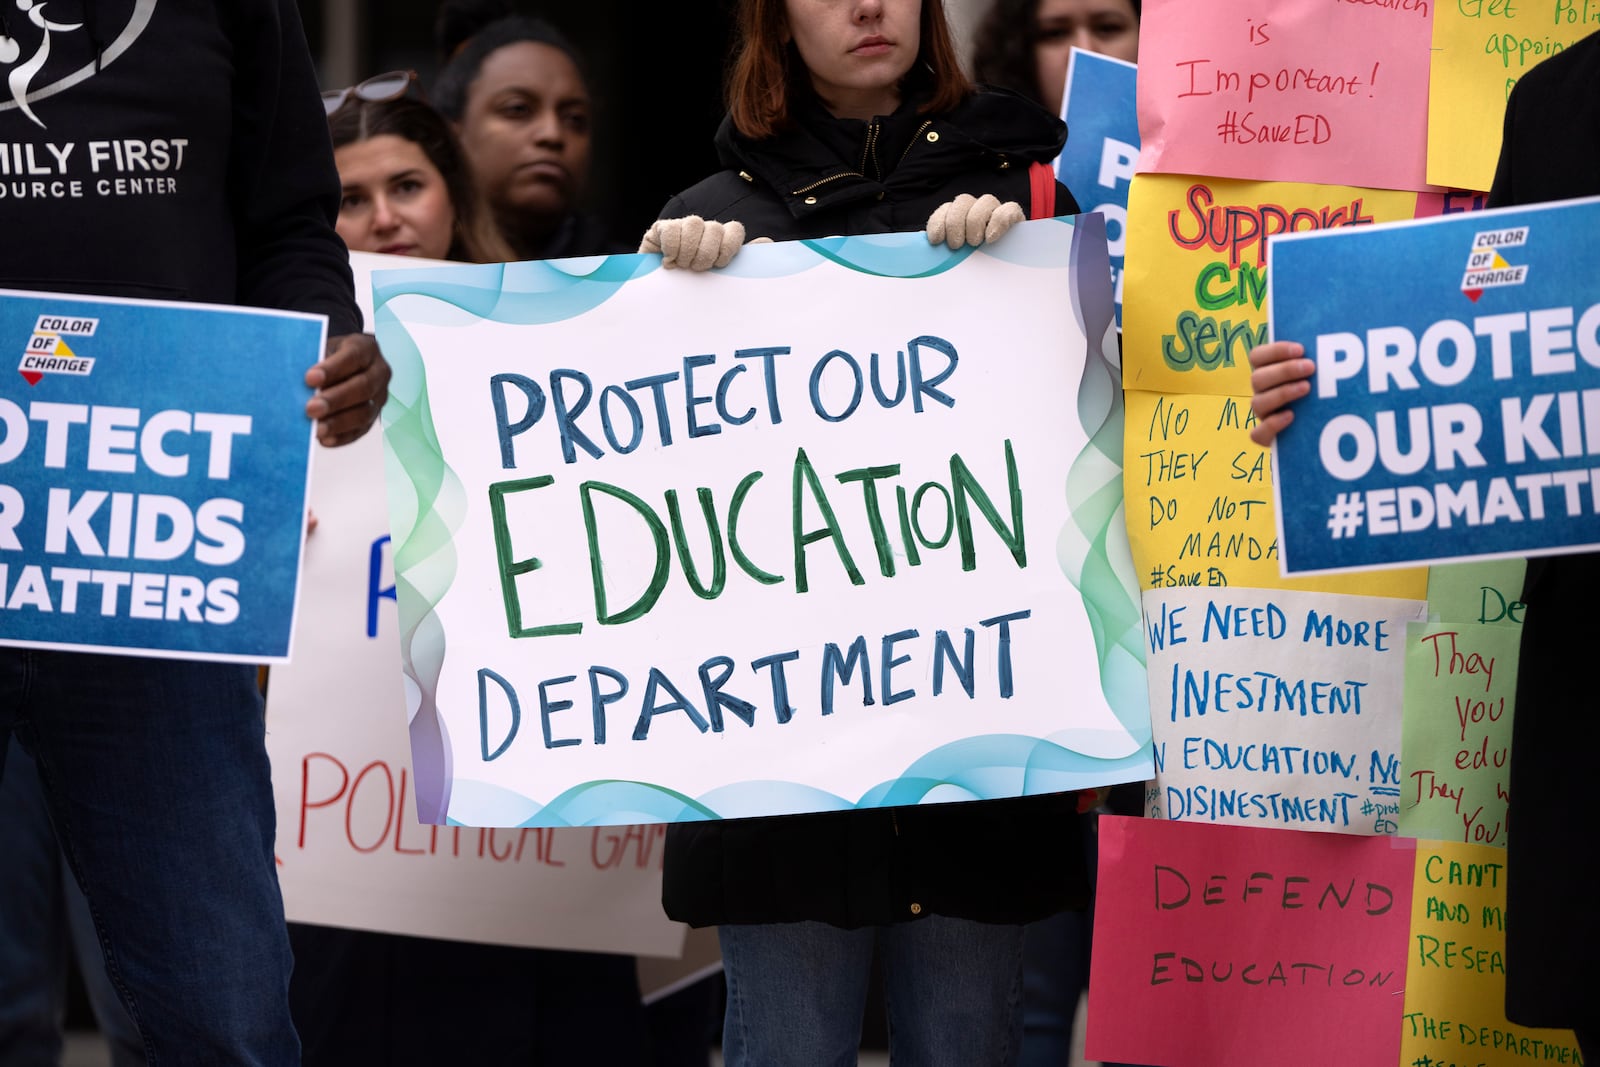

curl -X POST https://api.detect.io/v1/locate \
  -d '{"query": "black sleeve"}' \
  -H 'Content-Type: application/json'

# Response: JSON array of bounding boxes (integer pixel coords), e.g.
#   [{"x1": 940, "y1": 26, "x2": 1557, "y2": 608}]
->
[
  {"x1": 1486, "y1": 80, "x2": 1521, "y2": 210},
  {"x1": 225, "y1": 0, "x2": 362, "y2": 337},
  {"x1": 1053, "y1": 178, "x2": 1081, "y2": 218}
]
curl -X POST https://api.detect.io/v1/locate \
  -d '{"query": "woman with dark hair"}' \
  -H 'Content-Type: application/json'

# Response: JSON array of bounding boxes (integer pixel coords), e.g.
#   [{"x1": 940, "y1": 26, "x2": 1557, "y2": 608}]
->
[
  {"x1": 638, "y1": 2, "x2": 1092, "y2": 1063},
  {"x1": 431, "y1": 3, "x2": 620, "y2": 259},
  {"x1": 972, "y1": 0, "x2": 1140, "y2": 116},
  {"x1": 326, "y1": 92, "x2": 514, "y2": 263},
  {"x1": 283, "y1": 69, "x2": 673, "y2": 1067}
]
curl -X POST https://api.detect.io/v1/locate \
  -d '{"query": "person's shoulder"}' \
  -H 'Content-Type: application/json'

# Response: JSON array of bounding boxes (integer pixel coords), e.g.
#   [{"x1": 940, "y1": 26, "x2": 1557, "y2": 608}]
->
[
  {"x1": 1513, "y1": 27, "x2": 1600, "y2": 102},
  {"x1": 963, "y1": 83, "x2": 1054, "y2": 114},
  {"x1": 943, "y1": 86, "x2": 1066, "y2": 163}
]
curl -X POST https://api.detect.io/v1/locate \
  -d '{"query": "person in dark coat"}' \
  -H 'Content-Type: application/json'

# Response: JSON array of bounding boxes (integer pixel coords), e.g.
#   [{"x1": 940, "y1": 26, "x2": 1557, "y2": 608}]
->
[
  {"x1": 1483, "y1": 27, "x2": 1600, "y2": 1059},
  {"x1": 636, "y1": 1, "x2": 1093, "y2": 1064},
  {"x1": 1248, "y1": 29, "x2": 1600, "y2": 1062},
  {"x1": 285, "y1": 82, "x2": 668, "y2": 1067},
  {"x1": 0, "y1": 3, "x2": 388, "y2": 1062}
]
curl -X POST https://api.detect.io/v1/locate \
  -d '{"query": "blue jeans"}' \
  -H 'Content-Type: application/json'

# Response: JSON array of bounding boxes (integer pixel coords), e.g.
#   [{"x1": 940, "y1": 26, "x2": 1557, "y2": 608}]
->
[
  {"x1": 0, "y1": 650, "x2": 297, "y2": 1066},
  {"x1": 1016, "y1": 909, "x2": 1088, "y2": 1067},
  {"x1": 718, "y1": 918, "x2": 1024, "y2": 1067},
  {"x1": 0, "y1": 746, "x2": 144, "y2": 1066}
]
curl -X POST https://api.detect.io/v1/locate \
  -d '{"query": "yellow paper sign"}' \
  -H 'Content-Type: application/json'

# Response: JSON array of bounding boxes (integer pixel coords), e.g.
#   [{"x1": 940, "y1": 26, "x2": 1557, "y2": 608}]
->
[
  {"x1": 1123, "y1": 173, "x2": 1421, "y2": 397},
  {"x1": 1426, "y1": 5, "x2": 1596, "y2": 192},
  {"x1": 1123, "y1": 389, "x2": 1427, "y2": 598},
  {"x1": 1402, "y1": 840, "x2": 1583, "y2": 1066}
]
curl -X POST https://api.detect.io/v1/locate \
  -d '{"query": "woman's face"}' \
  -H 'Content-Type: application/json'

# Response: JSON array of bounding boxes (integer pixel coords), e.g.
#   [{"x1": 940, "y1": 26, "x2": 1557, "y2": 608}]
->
[
  {"x1": 1033, "y1": 0, "x2": 1139, "y2": 115},
  {"x1": 784, "y1": 0, "x2": 922, "y2": 120},
  {"x1": 334, "y1": 135, "x2": 456, "y2": 260},
  {"x1": 456, "y1": 41, "x2": 592, "y2": 225}
]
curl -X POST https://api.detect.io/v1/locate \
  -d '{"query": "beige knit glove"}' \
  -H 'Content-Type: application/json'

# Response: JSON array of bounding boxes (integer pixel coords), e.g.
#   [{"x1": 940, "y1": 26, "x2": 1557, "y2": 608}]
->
[
  {"x1": 639, "y1": 216, "x2": 747, "y2": 270},
  {"x1": 925, "y1": 193, "x2": 1026, "y2": 250}
]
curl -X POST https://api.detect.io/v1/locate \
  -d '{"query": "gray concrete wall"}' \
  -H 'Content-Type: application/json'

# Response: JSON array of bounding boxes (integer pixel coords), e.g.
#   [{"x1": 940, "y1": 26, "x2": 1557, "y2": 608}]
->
[{"x1": 945, "y1": 0, "x2": 988, "y2": 70}]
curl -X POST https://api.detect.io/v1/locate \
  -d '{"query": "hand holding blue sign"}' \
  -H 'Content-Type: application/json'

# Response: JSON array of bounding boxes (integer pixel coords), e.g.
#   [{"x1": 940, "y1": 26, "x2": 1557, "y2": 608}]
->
[
  {"x1": 1248, "y1": 339, "x2": 1313, "y2": 446},
  {"x1": 305, "y1": 332, "x2": 389, "y2": 447}
]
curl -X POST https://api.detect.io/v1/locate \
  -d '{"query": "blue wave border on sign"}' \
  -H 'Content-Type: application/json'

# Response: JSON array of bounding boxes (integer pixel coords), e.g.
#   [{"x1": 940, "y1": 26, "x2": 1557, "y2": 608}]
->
[{"x1": 445, "y1": 732, "x2": 1151, "y2": 827}]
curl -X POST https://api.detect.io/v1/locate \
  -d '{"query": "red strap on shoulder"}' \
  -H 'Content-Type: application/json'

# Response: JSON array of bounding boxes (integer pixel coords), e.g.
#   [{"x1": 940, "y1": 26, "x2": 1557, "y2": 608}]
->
[{"x1": 1028, "y1": 161, "x2": 1057, "y2": 220}]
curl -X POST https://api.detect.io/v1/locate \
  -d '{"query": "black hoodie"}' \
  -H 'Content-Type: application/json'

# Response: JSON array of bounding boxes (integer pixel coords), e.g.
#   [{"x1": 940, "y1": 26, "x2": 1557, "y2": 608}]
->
[{"x1": 0, "y1": 0, "x2": 358, "y2": 335}]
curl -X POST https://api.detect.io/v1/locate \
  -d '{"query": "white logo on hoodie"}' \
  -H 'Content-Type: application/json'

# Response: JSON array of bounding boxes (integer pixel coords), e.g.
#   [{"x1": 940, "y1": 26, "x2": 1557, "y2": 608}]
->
[{"x1": 0, "y1": 0, "x2": 157, "y2": 129}]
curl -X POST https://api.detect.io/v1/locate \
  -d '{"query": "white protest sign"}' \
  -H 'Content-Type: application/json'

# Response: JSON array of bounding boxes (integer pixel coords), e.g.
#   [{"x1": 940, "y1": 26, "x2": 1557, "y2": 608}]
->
[
  {"x1": 1141, "y1": 585, "x2": 1426, "y2": 835},
  {"x1": 263, "y1": 253, "x2": 685, "y2": 956},
  {"x1": 372, "y1": 219, "x2": 1151, "y2": 827}
]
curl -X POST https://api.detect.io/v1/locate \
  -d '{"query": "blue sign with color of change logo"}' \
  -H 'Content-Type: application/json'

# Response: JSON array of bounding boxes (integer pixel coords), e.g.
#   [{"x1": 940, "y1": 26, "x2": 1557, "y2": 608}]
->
[
  {"x1": 1269, "y1": 195, "x2": 1600, "y2": 574},
  {"x1": 0, "y1": 289, "x2": 325, "y2": 661}
]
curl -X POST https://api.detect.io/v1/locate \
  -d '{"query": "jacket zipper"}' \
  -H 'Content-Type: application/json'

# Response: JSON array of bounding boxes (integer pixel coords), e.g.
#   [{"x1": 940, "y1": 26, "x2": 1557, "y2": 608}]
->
[
  {"x1": 793, "y1": 118, "x2": 934, "y2": 199},
  {"x1": 896, "y1": 120, "x2": 934, "y2": 169},
  {"x1": 792, "y1": 171, "x2": 859, "y2": 196},
  {"x1": 862, "y1": 121, "x2": 881, "y2": 181}
]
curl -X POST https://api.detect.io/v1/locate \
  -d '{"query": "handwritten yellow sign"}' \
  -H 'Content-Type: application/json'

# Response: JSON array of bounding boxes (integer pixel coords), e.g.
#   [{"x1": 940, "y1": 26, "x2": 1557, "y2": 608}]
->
[
  {"x1": 1427, "y1": 3, "x2": 1597, "y2": 192},
  {"x1": 1124, "y1": 173, "x2": 1420, "y2": 397},
  {"x1": 1124, "y1": 389, "x2": 1427, "y2": 598},
  {"x1": 1402, "y1": 840, "x2": 1582, "y2": 1067}
]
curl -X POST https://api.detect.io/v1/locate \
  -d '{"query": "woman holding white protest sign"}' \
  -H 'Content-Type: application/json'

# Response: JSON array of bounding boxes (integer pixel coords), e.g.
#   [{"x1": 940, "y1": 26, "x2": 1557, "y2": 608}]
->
[{"x1": 637, "y1": 0, "x2": 1094, "y2": 1063}]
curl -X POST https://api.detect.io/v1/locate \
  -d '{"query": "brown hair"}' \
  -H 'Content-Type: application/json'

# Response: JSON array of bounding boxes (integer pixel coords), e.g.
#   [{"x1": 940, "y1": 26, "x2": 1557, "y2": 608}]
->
[
  {"x1": 328, "y1": 96, "x2": 515, "y2": 264},
  {"x1": 726, "y1": 0, "x2": 973, "y2": 140}
]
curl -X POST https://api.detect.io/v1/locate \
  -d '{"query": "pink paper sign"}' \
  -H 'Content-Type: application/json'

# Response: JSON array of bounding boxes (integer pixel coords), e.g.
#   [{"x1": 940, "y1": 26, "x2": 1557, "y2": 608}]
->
[
  {"x1": 1414, "y1": 188, "x2": 1490, "y2": 219},
  {"x1": 1137, "y1": 0, "x2": 1437, "y2": 192},
  {"x1": 1087, "y1": 816, "x2": 1414, "y2": 1066}
]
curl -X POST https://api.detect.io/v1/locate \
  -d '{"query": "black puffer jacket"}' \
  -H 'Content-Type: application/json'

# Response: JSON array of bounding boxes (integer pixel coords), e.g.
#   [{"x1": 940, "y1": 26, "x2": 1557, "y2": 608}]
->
[
  {"x1": 660, "y1": 86, "x2": 1078, "y2": 244},
  {"x1": 659, "y1": 86, "x2": 1091, "y2": 930}
]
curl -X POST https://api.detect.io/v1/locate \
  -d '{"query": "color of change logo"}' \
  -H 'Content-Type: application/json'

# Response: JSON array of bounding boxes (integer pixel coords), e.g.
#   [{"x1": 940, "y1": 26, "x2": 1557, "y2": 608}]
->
[
  {"x1": 18, "y1": 313, "x2": 97, "y2": 385},
  {"x1": 1461, "y1": 226, "x2": 1528, "y2": 303}
]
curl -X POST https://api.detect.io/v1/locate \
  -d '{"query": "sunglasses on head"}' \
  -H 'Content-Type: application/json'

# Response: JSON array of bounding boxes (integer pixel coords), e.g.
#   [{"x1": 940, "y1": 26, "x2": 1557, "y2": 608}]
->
[{"x1": 322, "y1": 70, "x2": 420, "y2": 116}]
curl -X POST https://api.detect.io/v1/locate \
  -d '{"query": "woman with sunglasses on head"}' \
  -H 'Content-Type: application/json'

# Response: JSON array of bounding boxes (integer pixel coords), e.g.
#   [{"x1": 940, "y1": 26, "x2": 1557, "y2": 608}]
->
[
  {"x1": 639, "y1": 1, "x2": 1092, "y2": 1063},
  {"x1": 282, "y1": 78, "x2": 670, "y2": 1067},
  {"x1": 431, "y1": 1, "x2": 624, "y2": 260}
]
